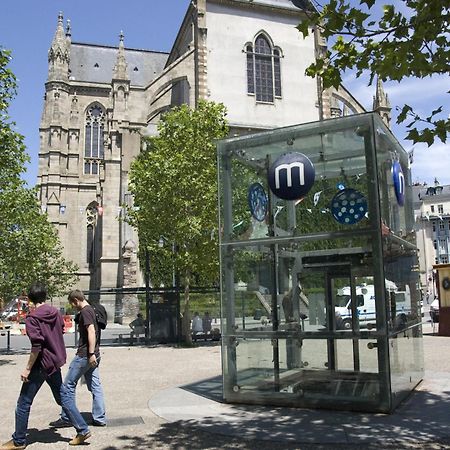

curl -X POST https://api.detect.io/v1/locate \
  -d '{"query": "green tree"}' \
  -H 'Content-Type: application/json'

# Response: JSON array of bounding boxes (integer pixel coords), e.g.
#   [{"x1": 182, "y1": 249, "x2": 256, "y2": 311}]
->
[
  {"x1": 127, "y1": 100, "x2": 228, "y2": 343},
  {"x1": 0, "y1": 48, "x2": 78, "y2": 302},
  {"x1": 298, "y1": 0, "x2": 449, "y2": 146}
]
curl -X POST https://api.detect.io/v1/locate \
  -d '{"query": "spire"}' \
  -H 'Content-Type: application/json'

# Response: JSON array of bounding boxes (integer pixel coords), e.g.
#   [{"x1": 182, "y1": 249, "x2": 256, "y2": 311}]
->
[
  {"x1": 66, "y1": 19, "x2": 72, "y2": 38},
  {"x1": 113, "y1": 31, "x2": 129, "y2": 80},
  {"x1": 48, "y1": 12, "x2": 70, "y2": 81},
  {"x1": 372, "y1": 77, "x2": 391, "y2": 128}
]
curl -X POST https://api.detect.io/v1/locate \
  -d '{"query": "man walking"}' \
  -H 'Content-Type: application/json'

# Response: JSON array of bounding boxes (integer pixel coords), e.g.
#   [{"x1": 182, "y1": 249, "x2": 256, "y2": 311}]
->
[
  {"x1": 0, "y1": 283, "x2": 90, "y2": 450},
  {"x1": 55, "y1": 290, "x2": 106, "y2": 437}
]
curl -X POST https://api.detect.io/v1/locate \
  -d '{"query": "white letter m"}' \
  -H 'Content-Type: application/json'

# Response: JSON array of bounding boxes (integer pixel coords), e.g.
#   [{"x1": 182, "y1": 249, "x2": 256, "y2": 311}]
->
[{"x1": 274, "y1": 162, "x2": 305, "y2": 189}]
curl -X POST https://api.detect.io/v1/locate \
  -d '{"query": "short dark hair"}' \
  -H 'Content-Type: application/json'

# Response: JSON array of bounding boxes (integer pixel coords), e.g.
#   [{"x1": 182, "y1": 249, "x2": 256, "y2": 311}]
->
[
  {"x1": 68, "y1": 289, "x2": 85, "y2": 304},
  {"x1": 27, "y1": 282, "x2": 47, "y2": 304}
]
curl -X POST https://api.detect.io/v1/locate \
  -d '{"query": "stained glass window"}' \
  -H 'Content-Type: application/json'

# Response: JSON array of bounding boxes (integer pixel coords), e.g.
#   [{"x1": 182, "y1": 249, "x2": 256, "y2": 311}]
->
[
  {"x1": 84, "y1": 104, "x2": 105, "y2": 174},
  {"x1": 245, "y1": 34, "x2": 282, "y2": 102}
]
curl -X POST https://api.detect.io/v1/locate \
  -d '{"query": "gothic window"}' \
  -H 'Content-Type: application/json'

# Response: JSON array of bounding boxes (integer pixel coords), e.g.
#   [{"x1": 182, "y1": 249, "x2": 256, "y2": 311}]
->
[
  {"x1": 245, "y1": 34, "x2": 282, "y2": 103},
  {"x1": 84, "y1": 104, "x2": 105, "y2": 175},
  {"x1": 86, "y1": 204, "x2": 98, "y2": 265}
]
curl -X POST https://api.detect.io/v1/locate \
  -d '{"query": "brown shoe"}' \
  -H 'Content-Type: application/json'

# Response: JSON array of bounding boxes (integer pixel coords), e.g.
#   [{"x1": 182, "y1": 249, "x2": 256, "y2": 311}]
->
[
  {"x1": 69, "y1": 432, "x2": 91, "y2": 446},
  {"x1": 0, "y1": 440, "x2": 26, "y2": 450}
]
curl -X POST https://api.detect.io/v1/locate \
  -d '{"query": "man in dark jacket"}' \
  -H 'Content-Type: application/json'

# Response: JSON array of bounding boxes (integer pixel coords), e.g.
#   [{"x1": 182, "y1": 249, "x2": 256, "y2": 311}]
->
[
  {"x1": 49, "y1": 291, "x2": 106, "y2": 430},
  {"x1": 0, "y1": 282, "x2": 88, "y2": 450}
]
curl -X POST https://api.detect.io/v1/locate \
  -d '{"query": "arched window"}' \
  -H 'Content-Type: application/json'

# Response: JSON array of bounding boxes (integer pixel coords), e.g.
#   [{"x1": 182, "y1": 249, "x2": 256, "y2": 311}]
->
[
  {"x1": 86, "y1": 203, "x2": 98, "y2": 265},
  {"x1": 84, "y1": 104, "x2": 105, "y2": 175},
  {"x1": 245, "y1": 34, "x2": 282, "y2": 102}
]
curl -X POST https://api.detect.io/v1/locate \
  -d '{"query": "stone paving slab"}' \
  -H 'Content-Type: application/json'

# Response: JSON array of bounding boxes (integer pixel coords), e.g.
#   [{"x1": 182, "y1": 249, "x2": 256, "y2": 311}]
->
[{"x1": 0, "y1": 331, "x2": 450, "y2": 449}]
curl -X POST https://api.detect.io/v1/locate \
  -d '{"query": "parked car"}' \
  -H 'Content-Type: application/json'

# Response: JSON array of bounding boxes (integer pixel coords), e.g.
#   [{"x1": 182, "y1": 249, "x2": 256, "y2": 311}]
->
[{"x1": 430, "y1": 298, "x2": 439, "y2": 323}]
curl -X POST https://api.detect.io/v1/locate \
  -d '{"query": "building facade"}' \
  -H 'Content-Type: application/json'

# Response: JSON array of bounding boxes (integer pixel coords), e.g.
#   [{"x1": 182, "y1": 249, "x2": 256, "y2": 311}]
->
[
  {"x1": 37, "y1": 0, "x2": 389, "y2": 321},
  {"x1": 414, "y1": 182, "x2": 450, "y2": 298}
]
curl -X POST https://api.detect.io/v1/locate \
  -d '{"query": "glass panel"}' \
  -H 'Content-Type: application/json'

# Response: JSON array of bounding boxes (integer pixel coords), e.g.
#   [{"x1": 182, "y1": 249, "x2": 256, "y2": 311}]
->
[
  {"x1": 99, "y1": 126, "x2": 104, "y2": 158},
  {"x1": 85, "y1": 125, "x2": 91, "y2": 157},
  {"x1": 389, "y1": 329, "x2": 424, "y2": 409},
  {"x1": 219, "y1": 126, "x2": 370, "y2": 244},
  {"x1": 375, "y1": 115, "x2": 414, "y2": 236},
  {"x1": 274, "y1": 56, "x2": 281, "y2": 97},
  {"x1": 255, "y1": 55, "x2": 273, "y2": 102},
  {"x1": 221, "y1": 245, "x2": 273, "y2": 332},
  {"x1": 255, "y1": 35, "x2": 271, "y2": 54},
  {"x1": 384, "y1": 239, "x2": 422, "y2": 333},
  {"x1": 224, "y1": 336, "x2": 381, "y2": 406},
  {"x1": 92, "y1": 123, "x2": 99, "y2": 158},
  {"x1": 247, "y1": 53, "x2": 254, "y2": 94}
]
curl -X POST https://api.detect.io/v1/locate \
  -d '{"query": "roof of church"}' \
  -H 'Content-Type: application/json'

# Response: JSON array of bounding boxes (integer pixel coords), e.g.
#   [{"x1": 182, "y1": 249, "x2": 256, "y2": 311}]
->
[
  {"x1": 69, "y1": 43, "x2": 168, "y2": 86},
  {"x1": 231, "y1": 0, "x2": 311, "y2": 11},
  {"x1": 252, "y1": 0, "x2": 308, "y2": 9}
]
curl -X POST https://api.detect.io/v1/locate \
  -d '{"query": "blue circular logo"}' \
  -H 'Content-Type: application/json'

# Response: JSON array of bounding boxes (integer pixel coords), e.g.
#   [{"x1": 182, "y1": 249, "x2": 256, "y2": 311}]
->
[
  {"x1": 268, "y1": 152, "x2": 315, "y2": 200},
  {"x1": 248, "y1": 183, "x2": 268, "y2": 222},
  {"x1": 331, "y1": 189, "x2": 367, "y2": 225},
  {"x1": 392, "y1": 161, "x2": 405, "y2": 206}
]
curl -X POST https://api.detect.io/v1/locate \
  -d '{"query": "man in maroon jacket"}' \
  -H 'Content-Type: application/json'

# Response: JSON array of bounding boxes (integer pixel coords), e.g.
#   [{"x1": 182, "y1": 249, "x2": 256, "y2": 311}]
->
[{"x1": 0, "y1": 283, "x2": 86, "y2": 450}]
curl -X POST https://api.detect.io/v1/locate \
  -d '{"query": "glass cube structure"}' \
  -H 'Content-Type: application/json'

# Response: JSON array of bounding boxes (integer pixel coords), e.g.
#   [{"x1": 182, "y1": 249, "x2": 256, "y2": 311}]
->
[{"x1": 217, "y1": 113, "x2": 423, "y2": 413}]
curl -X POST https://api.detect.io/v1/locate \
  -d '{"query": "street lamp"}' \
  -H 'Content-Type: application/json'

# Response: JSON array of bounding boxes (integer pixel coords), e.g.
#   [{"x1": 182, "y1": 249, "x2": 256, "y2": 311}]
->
[{"x1": 144, "y1": 247, "x2": 151, "y2": 343}]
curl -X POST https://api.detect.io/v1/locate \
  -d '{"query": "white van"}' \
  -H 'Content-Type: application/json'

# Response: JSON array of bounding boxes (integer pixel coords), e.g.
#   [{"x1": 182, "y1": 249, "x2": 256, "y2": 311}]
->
[{"x1": 335, "y1": 282, "x2": 411, "y2": 329}]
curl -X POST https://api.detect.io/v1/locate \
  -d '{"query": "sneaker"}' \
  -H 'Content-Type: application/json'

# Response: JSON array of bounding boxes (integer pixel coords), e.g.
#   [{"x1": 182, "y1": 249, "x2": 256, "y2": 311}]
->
[
  {"x1": 69, "y1": 432, "x2": 91, "y2": 446},
  {"x1": 49, "y1": 418, "x2": 72, "y2": 428},
  {"x1": 92, "y1": 420, "x2": 106, "y2": 427},
  {"x1": 0, "y1": 440, "x2": 26, "y2": 450}
]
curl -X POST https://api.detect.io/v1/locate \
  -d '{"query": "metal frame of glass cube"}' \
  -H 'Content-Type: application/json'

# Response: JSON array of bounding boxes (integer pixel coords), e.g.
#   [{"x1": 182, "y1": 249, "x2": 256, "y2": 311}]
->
[{"x1": 217, "y1": 112, "x2": 423, "y2": 413}]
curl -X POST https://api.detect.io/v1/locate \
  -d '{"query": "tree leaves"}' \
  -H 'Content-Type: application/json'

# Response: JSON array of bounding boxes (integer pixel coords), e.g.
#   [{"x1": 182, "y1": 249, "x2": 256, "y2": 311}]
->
[
  {"x1": 299, "y1": 0, "x2": 449, "y2": 145},
  {"x1": 127, "y1": 100, "x2": 229, "y2": 288}
]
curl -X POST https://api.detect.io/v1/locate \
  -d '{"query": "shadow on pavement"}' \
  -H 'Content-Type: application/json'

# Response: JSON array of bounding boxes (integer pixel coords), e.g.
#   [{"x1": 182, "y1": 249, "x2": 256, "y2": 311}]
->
[
  {"x1": 182, "y1": 375, "x2": 223, "y2": 402},
  {"x1": 93, "y1": 422, "x2": 450, "y2": 450},
  {"x1": 26, "y1": 427, "x2": 70, "y2": 446},
  {"x1": 156, "y1": 375, "x2": 450, "y2": 447}
]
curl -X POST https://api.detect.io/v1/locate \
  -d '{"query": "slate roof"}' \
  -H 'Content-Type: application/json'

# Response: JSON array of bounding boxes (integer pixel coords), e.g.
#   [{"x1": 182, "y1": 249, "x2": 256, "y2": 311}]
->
[
  {"x1": 69, "y1": 43, "x2": 168, "y2": 86},
  {"x1": 235, "y1": 0, "x2": 311, "y2": 10},
  {"x1": 414, "y1": 184, "x2": 450, "y2": 202}
]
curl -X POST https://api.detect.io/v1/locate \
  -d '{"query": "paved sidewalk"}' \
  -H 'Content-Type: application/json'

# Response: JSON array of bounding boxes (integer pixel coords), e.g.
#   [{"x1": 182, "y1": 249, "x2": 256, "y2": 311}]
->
[{"x1": 0, "y1": 328, "x2": 450, "y2": 449}]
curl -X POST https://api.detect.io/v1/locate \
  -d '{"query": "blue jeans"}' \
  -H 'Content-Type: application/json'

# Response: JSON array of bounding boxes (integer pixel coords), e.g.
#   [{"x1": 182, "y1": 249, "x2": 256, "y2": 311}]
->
[
  {"x1": 61, "y1": 355, "x2": 106, "y2": 428},
  {"x1": 61, "y1": 355, "x2": 106, "y2": 424},
  {"x1": 12, "y1": 368, "x2": 71, "y2": 445}
]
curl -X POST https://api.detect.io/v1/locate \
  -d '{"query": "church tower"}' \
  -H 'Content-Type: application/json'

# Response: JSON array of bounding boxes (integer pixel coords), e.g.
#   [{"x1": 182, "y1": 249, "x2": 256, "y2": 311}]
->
[
  {"x1": 39, "y1": 12, "x2": 72, "y2": 260},
  {"x1": 373, "y1": 77, "x2": 392, "y2": 128},
  {"x1": 38, "y1": 15, "x2": 146, "y2": 321}
]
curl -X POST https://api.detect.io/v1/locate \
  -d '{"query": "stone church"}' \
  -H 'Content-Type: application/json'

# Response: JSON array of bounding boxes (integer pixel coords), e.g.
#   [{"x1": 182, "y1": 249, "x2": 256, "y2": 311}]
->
[{"x1": 37, "y1": 0, "x2": 390, "y2": 320}]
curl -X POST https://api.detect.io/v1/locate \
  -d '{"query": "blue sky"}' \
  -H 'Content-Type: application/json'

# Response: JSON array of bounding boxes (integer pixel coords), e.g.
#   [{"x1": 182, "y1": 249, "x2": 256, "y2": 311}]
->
[
  {"x1": 2, "y1": 0, "x2": 449, "y2": 187},
  {"x1": 2, "y1": 0, "x2": 190, "y2": 187}
]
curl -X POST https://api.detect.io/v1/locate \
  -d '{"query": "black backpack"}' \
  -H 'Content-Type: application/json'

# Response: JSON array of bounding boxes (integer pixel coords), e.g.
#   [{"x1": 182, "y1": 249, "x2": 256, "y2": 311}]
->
[{"x1": 92, "y1": 303, "x2": 108, "y2": 330}]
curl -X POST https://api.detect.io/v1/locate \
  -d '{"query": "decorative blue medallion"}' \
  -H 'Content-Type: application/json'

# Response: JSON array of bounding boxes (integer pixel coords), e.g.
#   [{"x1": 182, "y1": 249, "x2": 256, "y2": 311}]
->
[
  {"x1": 392, "y1": 160, "x2": 405, "y2": 206},
  {"x1": 248, "y1": 183, "x2": 268, "y2": 222},
  {"x1": 267, "y1": 152, "x2": 315, "y2": 200},
  {"x1": 331, "y1": 188, "x2": 367, "y2": 225}
]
